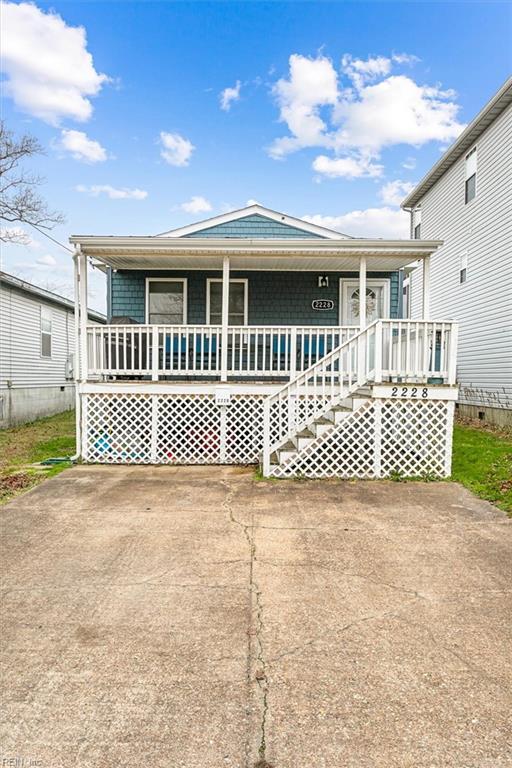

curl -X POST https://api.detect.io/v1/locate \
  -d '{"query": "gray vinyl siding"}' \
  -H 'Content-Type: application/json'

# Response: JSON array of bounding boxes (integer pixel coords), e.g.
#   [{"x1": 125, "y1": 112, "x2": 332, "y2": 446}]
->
[
  {"x1": 410, "y1": 103, "x2": 512, "y2": 409},
  {"x1": 111, "y1": 270, "x2": 401, "y2": 326},
  {"x1": 0, "y1": 282, "x2": 75, "y2": 389}
]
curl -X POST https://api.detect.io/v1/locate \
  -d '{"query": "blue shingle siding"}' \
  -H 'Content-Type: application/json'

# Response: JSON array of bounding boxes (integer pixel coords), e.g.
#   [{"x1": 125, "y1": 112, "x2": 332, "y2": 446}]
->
[
  {"x1": 183, "y1": 214, "x2": 325, "y2": 239},
  {"x1": 111, "y1": 270, "x2": 401, "y2": 324}
]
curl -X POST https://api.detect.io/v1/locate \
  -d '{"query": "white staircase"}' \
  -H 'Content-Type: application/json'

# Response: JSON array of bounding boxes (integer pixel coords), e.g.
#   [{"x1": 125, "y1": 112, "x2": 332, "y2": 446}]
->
[{"x1": 261, "y1": 320, "x2": 459, "y2": 479}]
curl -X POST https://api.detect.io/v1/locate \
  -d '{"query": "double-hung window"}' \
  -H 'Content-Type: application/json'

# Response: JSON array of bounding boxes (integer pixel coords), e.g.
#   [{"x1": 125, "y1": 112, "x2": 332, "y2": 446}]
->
[
  {"x1": 41, "y1": 307, "x2": 52, "y2": 357},
  {"x1": 465, "y1": 147, "x2": 477, "y2": 204},
  {"x1": 207, "y1": 279, "x2": 248, "y2": 325},
  {"x1": 146, "y1": 279, "x2": 187, "y2": 324}
]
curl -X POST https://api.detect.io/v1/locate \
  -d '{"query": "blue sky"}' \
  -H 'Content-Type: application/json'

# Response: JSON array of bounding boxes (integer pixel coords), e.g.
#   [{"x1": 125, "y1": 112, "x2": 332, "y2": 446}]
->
[{"x1": 1, "y1": 0, "x2": 511, "y2": 310}]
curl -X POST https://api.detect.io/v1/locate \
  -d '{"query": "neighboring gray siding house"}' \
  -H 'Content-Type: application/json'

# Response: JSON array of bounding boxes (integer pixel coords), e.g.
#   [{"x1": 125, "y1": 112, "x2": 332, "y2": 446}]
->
[
  {"x1": 402, "y1": 77, "x2": 512, "y2": 426},
  {"x1": 0, "y1": 272, "x2": 105, "y2": 428}
]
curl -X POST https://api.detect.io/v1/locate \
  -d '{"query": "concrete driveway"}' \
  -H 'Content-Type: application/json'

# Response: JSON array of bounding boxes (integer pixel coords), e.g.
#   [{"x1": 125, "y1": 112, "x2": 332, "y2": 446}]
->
[{"x1": 1, "y1": 466, "x2": 511, "y2": 768}]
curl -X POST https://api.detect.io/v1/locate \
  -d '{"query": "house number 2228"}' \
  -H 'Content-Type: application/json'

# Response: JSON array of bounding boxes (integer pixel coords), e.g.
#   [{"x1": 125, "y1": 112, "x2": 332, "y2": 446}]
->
[{"x1": 391, "y1": 386, "x2": 429, "y2": 398}]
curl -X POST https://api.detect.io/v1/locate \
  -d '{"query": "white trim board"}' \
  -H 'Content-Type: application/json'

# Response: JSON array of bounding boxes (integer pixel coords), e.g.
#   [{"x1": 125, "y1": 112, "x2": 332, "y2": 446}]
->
[{"x1": 156, "y1": 204, "x2": 352, "y2": 240}]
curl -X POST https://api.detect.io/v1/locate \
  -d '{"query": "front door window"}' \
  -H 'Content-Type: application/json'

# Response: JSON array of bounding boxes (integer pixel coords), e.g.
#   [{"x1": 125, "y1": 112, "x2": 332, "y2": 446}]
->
[{"x1": 341, "y1": 280, "x2": 389, "y2": 325}]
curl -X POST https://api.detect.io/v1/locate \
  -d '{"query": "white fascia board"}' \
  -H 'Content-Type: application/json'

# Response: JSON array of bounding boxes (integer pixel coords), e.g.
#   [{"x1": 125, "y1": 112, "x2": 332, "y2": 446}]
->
[
  {"x1": 70, "y1": 236, "x2": 442, "y2": 255},
  {"x1": 153, "y1": 203, "x2": 352, "y2": 240}
]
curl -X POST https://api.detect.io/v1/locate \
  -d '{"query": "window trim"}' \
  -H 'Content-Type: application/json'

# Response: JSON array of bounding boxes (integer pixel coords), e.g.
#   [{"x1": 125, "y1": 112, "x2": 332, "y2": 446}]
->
[
  {"x1": 464, "y1": 146, "x2": 477, "y2": 205},
  {"x1": 206, "y1": 278, "x2": 248, "y2": 326},
  {"x1": 40, "y1": 306, "x2": 52, "y2": 358},
  {"x1": 145, "y1": 278, "x2": 188, "y2": 325},
  {"x1": 460, "y1": 252, "x2": 468, "y2": 284}
]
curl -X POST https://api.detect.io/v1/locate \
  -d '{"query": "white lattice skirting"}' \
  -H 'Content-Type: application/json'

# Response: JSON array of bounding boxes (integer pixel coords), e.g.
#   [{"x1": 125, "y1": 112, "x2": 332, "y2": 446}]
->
[{"x1": 82, "y1": 392, "x2": 455, "y2": 477}]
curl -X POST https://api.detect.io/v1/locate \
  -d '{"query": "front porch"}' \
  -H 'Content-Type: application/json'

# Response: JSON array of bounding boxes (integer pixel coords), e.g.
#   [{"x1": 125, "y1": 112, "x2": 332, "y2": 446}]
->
[{"x1": 70, "y1": 205, "x2": 458, "y2": 477}]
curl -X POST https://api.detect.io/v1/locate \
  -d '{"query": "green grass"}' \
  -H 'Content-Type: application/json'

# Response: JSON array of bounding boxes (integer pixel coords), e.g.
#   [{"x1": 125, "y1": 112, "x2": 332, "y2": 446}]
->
[
  {"x1": 0, "y1": 409, "x2": 76, "y2": 504},
  {"x1": 452, "y1": 421, "x2": 512, "y2": 515}
]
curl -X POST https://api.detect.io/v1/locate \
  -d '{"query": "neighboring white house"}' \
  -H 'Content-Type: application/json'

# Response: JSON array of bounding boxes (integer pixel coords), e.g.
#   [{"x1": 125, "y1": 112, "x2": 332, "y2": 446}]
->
[
  {"x1": 0, "y1": 272, "x2": 105, "y2": 428},
  {"x1": 402, "y1": 77, "x2": 512, "y2": 426}
]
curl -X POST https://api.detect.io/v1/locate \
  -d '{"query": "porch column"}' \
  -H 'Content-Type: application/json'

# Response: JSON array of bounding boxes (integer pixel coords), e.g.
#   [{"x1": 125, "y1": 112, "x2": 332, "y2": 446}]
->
[
  {"x1": 359, "y1": 256, "x2": 367, "y2": 329},
  {"x1": 78, "y1": 249, "x2": 88, "y2": 382},
  {"x1": 220, "y1": 255, "x2": 230, "y2": 382},
  {"x1": 422, "y1": 255, "x2": 431, "y2": 320},
  {"x1": 73, "y1": 249, "x2": 81, "y2": 459}
]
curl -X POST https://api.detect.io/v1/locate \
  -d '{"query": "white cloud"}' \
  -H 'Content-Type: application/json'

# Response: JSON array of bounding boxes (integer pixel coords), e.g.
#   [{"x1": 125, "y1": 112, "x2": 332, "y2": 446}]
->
[
  {"x1": 179, "y1": 196, "x2": 212, "y2": 214},
  {"x1": 268, "y1": 54, "x2": 338, "y2": 158},
  {"x1": 0, "y1": 1, "x2": 109, "y2": 124},
  {"x1": 76, "y1": 184, "x2": 148, "y2": 200},
  {"x1": 379, "y1": 179, "x2": 416, "y2": 206},
  {"x1": 341, "y1": 54, "x2": 392, "y2": 88},
  {"x1": 246, "y1": 199, "x2": 260, "y2": 206},
  {"x1": 269, "y1": 52, "x2": 465, "y2": 178},
  {"x1": 332, "y1": 75, "x2": 464, "y2": 153},
  {"x1": 59, "y1": 129, "x2": 107, "y2": 163},
  {"x1": 36, "y1": 254, "x2": 57, "y2": 267},
  {"x1": 0, "y1": 226, "x2": 42, "y2": 248},
  {"x1": 220, "y1": 80, "x2": 241, "y2": 111},
  {"x1": 402, "y1": 156, "x2": 416, "y2": 170},
  {"x1": 303, "y1": 207, "x2": 410, "y2": 239},
  {"x1": 159, "y1": 132, "x2": 195, "y2": 167},
  {"x1": 313, "y1": 154, "x2": 383, "y2": 179}
]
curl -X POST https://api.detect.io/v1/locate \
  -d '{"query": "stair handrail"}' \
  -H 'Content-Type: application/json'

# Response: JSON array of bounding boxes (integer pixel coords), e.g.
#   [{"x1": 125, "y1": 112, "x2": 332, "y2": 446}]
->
[{"x1": 262, "y1": 320, "x2": 381, "y2": 474}]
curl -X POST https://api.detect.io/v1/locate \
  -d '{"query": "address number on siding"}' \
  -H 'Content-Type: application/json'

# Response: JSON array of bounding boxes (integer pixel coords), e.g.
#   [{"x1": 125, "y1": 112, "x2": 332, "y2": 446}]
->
[
  {"x1": 391, "y1": 386, "x2": 429, "y2": 399},
  {"x1": 312, "y1": 299, "x2": 334, "y2": 310}
]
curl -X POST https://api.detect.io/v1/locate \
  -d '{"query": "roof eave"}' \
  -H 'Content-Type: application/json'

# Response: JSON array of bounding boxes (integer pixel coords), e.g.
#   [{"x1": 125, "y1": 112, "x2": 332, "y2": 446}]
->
[{"x1": 402, "y1": 76, "x2": 512, "y2": 209}]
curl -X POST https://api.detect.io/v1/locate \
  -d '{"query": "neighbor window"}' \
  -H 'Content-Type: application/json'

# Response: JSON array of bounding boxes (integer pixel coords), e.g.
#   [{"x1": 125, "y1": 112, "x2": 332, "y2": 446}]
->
[
  {"x1": 460, "y1": 252, "x2": 468, "y2": 284},
  {"x1": 465, "y1": 147, "x2": 477, "y2": 204},
  {"x1": 413, "y1": 208, "x2": 422, "y2": 239},
  {"x1": 207, "y1": 279, "x2": 248, "y2": 325},
  {"x1": 41, "y1": 307, "x2": 52, "y2": 357},
  {"x1": 146, "y1": 279, "x2": 187, "y2": 324},
  {"x1": 402, "y1": 276, "x2": 411, "y2": 318}
]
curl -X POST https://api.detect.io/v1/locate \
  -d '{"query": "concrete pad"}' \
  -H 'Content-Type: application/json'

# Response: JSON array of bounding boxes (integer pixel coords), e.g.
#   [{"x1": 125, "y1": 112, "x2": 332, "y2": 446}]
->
[{"x1": 1, "y1": 466, "x2": 511, "y2": 767}]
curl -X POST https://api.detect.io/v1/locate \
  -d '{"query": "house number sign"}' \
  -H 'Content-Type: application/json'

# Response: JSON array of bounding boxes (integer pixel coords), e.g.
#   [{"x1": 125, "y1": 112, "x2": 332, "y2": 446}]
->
[{"x1": 312, "y1": 299, "x2": 334, "y2": 311}]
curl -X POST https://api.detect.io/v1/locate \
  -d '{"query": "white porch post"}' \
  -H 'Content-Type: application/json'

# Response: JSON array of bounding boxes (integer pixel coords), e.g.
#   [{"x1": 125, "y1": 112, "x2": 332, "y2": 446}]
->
[
  {"x1": 359, "y1": 256, "x2": 367, "y2": 330},
  {"x1": 73, "y1": 249, "x2": 82, "y2": 458},
  {"x1": 357, "y1": 255, "x2": 367, "y2": 383},
  {"x1": 78, "y1": 250, "x2": 88, "y2": 382},
  {"x1": 422, "y1": 255, "x2": 430, "y2": 320},
  {"x1": 220, "y1": 255, "x2": 230, "y2": 382}
]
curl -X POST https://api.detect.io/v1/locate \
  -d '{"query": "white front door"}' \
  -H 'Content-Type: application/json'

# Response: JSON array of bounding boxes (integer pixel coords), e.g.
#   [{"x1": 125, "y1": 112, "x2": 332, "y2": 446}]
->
[{"x1": 340, "y1": 279, "x2": 390, "y2": 325}]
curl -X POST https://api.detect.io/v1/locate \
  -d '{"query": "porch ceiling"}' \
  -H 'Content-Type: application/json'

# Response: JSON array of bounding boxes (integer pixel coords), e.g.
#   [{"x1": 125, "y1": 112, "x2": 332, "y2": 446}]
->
[{"x1": 71, "y1": 236, "x2": 441, "y2": 272}]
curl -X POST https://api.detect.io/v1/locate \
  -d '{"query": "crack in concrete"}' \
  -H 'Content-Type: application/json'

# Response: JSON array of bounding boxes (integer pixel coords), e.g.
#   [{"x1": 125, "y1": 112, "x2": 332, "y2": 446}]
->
[
  {"x1": 221, "y1": 480, "x2": 270, "y2": 768},
  {"x1": 269, "y1": 599, "x2": 420, "y2": 664}
]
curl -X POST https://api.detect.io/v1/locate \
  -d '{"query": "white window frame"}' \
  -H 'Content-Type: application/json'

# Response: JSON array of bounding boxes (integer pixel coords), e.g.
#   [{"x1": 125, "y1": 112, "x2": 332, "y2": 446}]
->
[
  {"x1": 206, "y1": 278, "x2": 248, "y2": 326},
  {"x1": 465, "y1": 146, "x2": 477, "y2": 204},
  {"x1": 145, "y1": 278, "x2": 187, "y2": 325},
  {"x1": 339, "y1": 278, "x2": 391, "y2": 325},
  {"x1": 40, "y1": 306, "x2": 52, "y2": 358},
  {"x1": 460, "y1": 252, "x2": 468, "y2": 284}
]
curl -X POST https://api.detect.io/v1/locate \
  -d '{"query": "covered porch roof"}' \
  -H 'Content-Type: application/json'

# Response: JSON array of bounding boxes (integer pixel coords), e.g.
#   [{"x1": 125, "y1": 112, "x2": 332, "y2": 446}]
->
[{"x1": 69, "y1": 236, "x2": 442, "y2": 272}]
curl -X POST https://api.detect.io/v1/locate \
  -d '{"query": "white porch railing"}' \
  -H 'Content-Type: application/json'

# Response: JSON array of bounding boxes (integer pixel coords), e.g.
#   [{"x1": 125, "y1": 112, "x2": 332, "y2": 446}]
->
[
  {"x1": 86, "y1": 324, "x2": 358, "y2": 380},
  {"x1": 262, "y1": 319, "x2": 458, "y2": 473}
]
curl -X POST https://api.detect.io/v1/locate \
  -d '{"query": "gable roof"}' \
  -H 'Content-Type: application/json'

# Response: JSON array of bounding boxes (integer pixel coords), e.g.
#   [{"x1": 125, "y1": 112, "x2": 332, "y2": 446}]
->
[
  {"x1": 402, "y1": 76, "x2": 512, "y2": 209},
  {"x1": 156, "y1": 204, "x2": 352, "y2": 240}
]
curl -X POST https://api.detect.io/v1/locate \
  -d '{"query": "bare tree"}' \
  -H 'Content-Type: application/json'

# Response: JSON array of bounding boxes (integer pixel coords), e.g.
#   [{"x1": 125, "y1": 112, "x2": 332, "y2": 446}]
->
[{"x1": 0, "y1": 121, "x2": 64, "y2": 244}]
